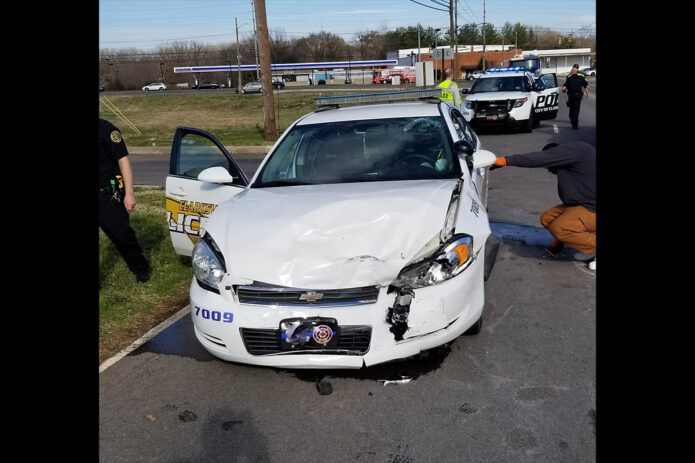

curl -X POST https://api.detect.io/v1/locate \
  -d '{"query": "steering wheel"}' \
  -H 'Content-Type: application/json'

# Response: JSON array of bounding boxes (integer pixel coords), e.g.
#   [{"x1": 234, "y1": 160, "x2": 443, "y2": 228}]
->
[{"x1": 392, "y1": 152, "x2": 435, "y2": 168}]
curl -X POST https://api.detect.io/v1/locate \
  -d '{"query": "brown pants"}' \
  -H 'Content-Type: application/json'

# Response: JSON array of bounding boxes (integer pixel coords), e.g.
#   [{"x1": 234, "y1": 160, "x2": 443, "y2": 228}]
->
[{"x1": 540, "y1": 204, "x2": 596, "y2": 254}]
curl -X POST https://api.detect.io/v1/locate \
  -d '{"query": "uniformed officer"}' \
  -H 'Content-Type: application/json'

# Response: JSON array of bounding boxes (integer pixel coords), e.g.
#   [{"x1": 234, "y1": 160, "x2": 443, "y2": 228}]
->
[
  {"x1": 437, "y1": 68, "x2": 461, "y2": 111},
  {"x1": 561, "y1": 64, "x2": 589, "y2": 129},
  {"x1": 99, "y1": 119, "x2": 150, "y2": 283}
]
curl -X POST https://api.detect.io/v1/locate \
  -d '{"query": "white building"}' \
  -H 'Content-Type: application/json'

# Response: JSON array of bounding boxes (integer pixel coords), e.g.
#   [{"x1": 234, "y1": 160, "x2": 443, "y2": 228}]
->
[{"x1": 512, "y1": 48, "x2": 594, "y2": 75}]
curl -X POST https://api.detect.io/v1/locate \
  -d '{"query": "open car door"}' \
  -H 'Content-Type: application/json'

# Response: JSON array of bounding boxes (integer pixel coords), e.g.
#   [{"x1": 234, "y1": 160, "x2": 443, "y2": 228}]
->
[
  {"x1": 533, "y1": 73, "x2": 561, "y2": 120},
  {"x1": 166, "y1": 127, "x2": 249, "y2": 256}
]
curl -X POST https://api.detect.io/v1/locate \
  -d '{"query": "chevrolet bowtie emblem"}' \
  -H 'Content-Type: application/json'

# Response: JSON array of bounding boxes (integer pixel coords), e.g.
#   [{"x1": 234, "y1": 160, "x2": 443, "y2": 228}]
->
[{"x1": 298, "y1": 291, "x2": 324, "y2": 303}]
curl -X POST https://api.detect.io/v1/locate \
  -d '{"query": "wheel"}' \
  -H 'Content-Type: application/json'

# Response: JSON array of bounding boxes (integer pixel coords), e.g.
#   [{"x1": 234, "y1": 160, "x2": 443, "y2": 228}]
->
[
  {"x1": 464, "y1": 313, "x2": 482, "y2": 335},
  {"x1": 522, "y1": 111, "x2": 533, "y2": 133},
  {"x1": 159, "y1": 88, "x2": 164, "y2": 91},
  {"x1": 145, "y1": 88, "x2": 149, "y2": 91},
  {"x1": 402, "y1": 79, "x2": 409, "y2": 83}
]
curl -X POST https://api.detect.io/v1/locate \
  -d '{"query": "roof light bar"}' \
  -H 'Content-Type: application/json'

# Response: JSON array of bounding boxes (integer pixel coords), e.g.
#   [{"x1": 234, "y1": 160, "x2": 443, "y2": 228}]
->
[
  {"x1": 314, "y1": 88, "x2": 442, "y2": 107},
  {"x1": 486, "y1": 66, "x2": 526, "y2": 73}
]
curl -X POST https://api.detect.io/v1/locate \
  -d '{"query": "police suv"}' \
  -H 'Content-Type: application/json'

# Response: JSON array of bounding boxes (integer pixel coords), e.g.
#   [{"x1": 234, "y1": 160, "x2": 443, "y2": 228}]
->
[{"x1": 460, "y1": 67, "x2": 561, "y2": 133}]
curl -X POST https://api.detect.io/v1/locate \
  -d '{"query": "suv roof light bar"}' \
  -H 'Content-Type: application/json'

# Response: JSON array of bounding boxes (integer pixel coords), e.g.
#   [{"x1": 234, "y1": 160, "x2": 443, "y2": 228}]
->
[{"x1": 314, "y1": 88, "x2": 443, "y2": 107}]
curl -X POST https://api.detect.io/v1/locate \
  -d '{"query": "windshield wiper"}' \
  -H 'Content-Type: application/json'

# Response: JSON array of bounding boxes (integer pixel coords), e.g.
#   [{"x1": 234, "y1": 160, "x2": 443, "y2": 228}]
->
[{"x1": 254, "y1": 180, "x2": 313, "y2": 188}]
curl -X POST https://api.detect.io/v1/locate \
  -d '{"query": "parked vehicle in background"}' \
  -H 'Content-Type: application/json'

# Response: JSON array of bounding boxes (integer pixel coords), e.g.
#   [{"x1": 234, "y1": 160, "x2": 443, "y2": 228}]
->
[
  {"x1": 580, "y1": 67, "x2": 596, "y2": 76},
  {"x1": 466, "y1": 70, "x2": 485, "y2": 80},
  {"x1": 142, "y1": 82, "x2": 167, "y2": 91},
  {"x1": 195, "y1": 81, "x2": 222, "y2": 89},
  {"x1": 272, "y1": 79, "x2": 285, "y2": 89},
  {"x1": 372, "y1": 67, "x2": 416, "y2": 84},
  {"x1": 460, "y1": 68, "x2": 561, "y2": 133},
  {"x1": 312, "y1": 72, "x2": 333, "y2": 84},
  {"x1": 242, "y1": 81, "x2": 262, "y2": 93}
]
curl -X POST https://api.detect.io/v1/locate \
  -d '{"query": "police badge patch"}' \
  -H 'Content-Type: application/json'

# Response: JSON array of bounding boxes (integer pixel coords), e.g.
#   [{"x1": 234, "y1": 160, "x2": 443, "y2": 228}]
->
[{"x1": 110, "y1": 131, "x2": 122, "y2": 143}]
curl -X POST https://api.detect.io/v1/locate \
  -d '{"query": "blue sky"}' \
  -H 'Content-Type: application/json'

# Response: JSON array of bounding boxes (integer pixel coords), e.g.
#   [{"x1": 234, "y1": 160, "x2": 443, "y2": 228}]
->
[{"x1": 99, "y1": 0, "x2": 596, "y2": 51}]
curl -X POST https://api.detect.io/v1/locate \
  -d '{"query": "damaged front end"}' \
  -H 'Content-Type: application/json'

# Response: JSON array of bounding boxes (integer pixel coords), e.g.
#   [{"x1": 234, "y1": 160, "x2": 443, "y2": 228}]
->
[{"x1": 385, "y1": 180, "x2": 476, "y2": 340}]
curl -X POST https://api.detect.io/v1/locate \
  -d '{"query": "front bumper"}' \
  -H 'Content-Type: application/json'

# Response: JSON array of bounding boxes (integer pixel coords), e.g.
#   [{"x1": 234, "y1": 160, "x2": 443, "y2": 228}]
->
[
  {"x1": 189, "y1": 256, "x2": 485, "y2": 369},
  {"x1": 462, "y1": 106, "x2": 529, "y2": 126}
]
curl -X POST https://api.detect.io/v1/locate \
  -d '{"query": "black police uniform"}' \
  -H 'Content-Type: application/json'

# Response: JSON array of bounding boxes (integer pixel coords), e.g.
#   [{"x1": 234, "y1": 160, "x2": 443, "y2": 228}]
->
[
  {"x1": 99, "y1": 119, "x2": 150, "y2": 281},
  {"x1": 563, "y1": 72, "x2": 589, "y2": 129}
]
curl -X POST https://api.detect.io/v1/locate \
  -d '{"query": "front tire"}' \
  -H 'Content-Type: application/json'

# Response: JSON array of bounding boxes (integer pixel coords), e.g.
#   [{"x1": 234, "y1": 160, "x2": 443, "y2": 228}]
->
[
  {"x1": 522, "y1": 111, "x2": 534, "y2": 133},
  {"x1": 464, "y1": 313, "x2": 483, "y2": 335}
]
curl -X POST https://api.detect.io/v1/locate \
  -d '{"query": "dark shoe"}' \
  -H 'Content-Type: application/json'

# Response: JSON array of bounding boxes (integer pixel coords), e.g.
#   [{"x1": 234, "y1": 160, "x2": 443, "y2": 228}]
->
[
  {"x1": 546, "y1": 240, "x2": 564, "y2": 258},
  {"x1": 135, "y1": 268, "x2": 150, "y2": 283},
  {"x1": 573, "y1": 251, "x2": 596, "y2": 262}
]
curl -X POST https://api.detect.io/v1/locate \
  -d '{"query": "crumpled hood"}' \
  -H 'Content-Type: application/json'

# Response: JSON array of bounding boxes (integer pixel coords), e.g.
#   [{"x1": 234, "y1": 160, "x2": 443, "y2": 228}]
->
[
  {"x1": 206, "y1": 179, "x2": 458, "y2": 289},
  {"x1": 464, "y1": 91, "x2": 528, "y2": 101}
]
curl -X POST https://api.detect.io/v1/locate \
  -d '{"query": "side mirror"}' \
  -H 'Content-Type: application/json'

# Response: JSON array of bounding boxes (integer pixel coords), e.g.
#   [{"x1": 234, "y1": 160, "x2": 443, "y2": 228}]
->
[
  {"x1": 198, "y1": 166, "x2": 236, "y2": 184},
  {"x1": 461, "y1": 88, "x2": 469, "y2": 94},
  {"x1": 453, "y1": 139, "x2": 475, "y2": 156},
  {"x1": 472, "y1": 150, "x2": 497, "y2": 169}
]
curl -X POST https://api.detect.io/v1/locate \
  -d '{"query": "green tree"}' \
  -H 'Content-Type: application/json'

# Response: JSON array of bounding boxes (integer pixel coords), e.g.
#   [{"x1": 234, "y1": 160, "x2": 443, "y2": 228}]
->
[{"x1": 456, "y1": 23, "x2": 480, "y2": 44}]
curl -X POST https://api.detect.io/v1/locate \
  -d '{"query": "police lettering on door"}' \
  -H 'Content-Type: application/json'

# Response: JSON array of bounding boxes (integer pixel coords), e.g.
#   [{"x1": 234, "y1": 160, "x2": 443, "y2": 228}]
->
[
  {"x1": 534, "y1": 94, "x2": 559, "y2": 113},
  {"x1": 166, "y1": 196, "x2": 217, "y2": 243}
]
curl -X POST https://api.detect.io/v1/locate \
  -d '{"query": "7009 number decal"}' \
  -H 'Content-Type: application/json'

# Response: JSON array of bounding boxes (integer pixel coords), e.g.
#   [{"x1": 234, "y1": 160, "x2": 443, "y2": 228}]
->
[{"x1": 195, "y1": 306, "x2": 233, "y2": 323}]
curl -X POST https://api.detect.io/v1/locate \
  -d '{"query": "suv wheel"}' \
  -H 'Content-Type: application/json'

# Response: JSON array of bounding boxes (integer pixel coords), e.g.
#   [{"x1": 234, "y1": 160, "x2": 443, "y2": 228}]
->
[{"x1": 523, "y1": 113, "x2": 534, "y2": 133}]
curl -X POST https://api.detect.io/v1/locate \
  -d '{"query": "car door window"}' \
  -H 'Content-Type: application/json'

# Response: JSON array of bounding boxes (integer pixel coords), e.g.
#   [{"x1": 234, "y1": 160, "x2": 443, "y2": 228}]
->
[
  {"x1": 539, "y1": 73, "x2": 558, "y2": 89},
  {"x1": 176, "y1": 133, "x2": 230, "y2": 179}
]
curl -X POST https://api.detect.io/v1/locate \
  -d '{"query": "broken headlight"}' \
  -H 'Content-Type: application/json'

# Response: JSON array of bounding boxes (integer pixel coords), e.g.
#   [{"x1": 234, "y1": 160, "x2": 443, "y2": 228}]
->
[
  {"x1": 192, "y1": 232, "x2": 226, "y2": 293},
  {"x1": 391, "y1": 235, "x2": 474, "y2": 289}
]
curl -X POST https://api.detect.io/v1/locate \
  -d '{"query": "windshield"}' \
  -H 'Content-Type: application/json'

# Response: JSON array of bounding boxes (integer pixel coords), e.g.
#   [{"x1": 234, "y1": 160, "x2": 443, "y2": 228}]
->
[
  {"x1": 470, "y1": 76, "x2": 530, "y2": 93},
  {"x1": 510, "y1": 58, "x2": 539, "y2": 70},
  {"x1": 253, "y1": 116, "x2": 461, "y2": 187}
]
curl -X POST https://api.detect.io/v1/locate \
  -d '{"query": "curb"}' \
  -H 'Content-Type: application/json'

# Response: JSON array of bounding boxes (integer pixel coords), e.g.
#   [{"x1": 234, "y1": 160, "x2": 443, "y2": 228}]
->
[
  {"x1": 99, "y1": 305, "x2": 191, "y2": 374},
  {"x1": 129, "y1": 145, "x2": 272, "y2": 156}
]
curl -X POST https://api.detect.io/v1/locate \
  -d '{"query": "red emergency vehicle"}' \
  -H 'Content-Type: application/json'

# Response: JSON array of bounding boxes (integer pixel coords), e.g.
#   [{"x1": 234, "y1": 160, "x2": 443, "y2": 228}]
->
[{"x1": 372, "y1": 66, "x2": 416, "y2": 84}]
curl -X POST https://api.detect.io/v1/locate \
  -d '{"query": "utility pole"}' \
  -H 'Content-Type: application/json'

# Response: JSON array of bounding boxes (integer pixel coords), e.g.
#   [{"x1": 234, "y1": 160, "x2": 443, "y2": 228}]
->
[
  {"x1": 449, "y1": 0, "x2": 454, "y2": 78},
  {"x1": 417, "y1": 23, "x2": 421, "y2": 63},
  {"x1": 251, "y1": 0, "x2": 260, "y2": 80},
  {"x1": 235, "y1": 17, "x2": 242, "y2": 92},
  {"x1": 159, "y1": 62, "x2": 164, "y2": 82},
  {"x1": 501, "y1": 31, "x2": 504, "y2": 67},
  {"x1": 515, "y1": 31, "x2": 518, "y2": 57},
  {"x1": 454, "y1": 0, "x2": 458, "y2": 79},
  {"x1": 253, "y1": 0, "x2": 276, "y2": 141},
  {"x1": 482, "y1": 0, "x2": 486, "y2": 70}
]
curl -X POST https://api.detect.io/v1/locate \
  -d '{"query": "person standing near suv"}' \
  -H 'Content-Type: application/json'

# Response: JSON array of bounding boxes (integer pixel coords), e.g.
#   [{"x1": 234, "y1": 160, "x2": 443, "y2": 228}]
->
[{"x1": 562, "y1": 64, "x2": 589, "y2": 129}]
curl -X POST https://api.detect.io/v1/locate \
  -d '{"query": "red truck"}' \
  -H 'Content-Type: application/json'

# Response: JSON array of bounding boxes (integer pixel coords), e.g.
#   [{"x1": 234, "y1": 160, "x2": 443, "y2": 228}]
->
[{"x1": 372, "y1": 66, "x2": 416, "y2": 84}]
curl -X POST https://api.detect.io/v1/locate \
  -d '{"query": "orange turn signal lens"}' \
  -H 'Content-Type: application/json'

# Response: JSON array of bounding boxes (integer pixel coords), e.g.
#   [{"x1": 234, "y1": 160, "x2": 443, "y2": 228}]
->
[{"x1": 453, "y1": 243, "x2": 469, "y2": 265}]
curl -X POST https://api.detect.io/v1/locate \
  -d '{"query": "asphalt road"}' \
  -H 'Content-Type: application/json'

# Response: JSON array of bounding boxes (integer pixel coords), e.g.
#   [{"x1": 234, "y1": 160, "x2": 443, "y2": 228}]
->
[{"x1": 103, "y1": 88, "x2": 596, "y2": 462}]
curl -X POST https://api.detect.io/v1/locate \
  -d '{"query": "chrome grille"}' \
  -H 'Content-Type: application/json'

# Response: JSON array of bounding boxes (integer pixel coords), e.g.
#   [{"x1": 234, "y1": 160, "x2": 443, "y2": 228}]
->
[
  {"x1": 476, "y1": 100, "x2": 509, "y2": 114},
  {"x1": 236, "y1": 283, "x2": 379, "y2": 306}
]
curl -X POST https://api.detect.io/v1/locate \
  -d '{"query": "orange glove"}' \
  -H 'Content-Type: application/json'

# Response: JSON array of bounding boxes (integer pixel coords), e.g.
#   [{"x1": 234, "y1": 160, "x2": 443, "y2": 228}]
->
[{"x1": 490, "y1": 157, "x2": 507, "y2": 170}]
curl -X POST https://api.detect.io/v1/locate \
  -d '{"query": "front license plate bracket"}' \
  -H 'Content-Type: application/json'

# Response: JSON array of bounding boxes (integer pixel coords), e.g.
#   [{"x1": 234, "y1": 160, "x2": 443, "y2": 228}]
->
[{"x1": 277, "y1": 317, "x2": 341, "y2": 350}]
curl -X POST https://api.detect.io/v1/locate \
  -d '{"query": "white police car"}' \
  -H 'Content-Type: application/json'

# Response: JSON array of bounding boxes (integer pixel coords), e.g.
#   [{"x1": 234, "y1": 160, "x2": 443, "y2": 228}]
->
[
  {"x1": 165, "y1": 91, "x2": 500, "y2": 369},
  {"x1": 461, "y1": 67, "x2": 560, "y2": 132}
]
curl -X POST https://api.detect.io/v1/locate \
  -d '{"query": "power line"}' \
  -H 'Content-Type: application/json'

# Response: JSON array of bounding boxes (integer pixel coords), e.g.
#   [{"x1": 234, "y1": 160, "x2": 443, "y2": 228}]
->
[{"x1": 409, "y1": 0, "x2": 448, "y2": 12}]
